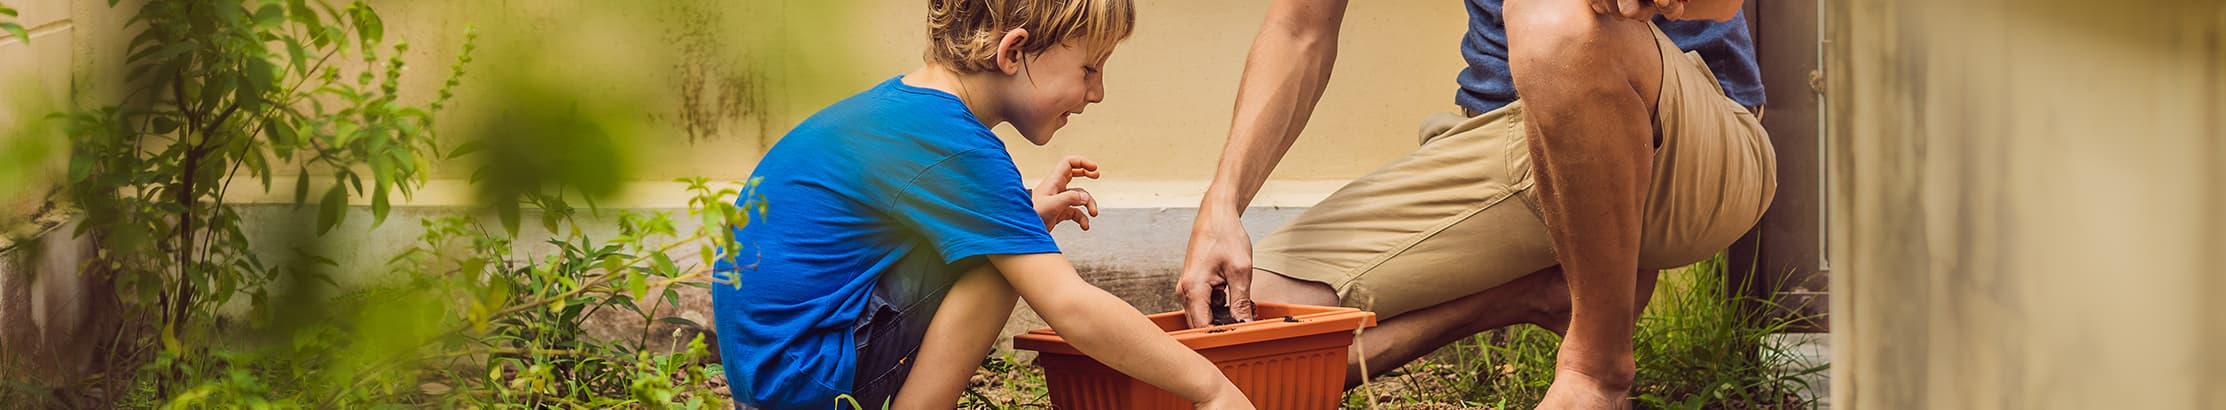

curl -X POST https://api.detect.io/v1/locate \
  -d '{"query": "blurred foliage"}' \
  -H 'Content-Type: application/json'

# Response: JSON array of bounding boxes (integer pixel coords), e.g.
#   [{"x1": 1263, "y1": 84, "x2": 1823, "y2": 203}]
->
[
  {"x1": 380, "y1": 177, "x2": 757, "y2": 408},
  {"x1": 0, "y1": 88, "x2": 64, "y2": 229},
  {"x1": 48, "y1": 0, "x2": 472, "y2": 404},
  {"x1": 1, "y1": 1, "x2": 62, "y2": 222},
  {"x1": 0, "y1": 2, "x2": 26, "y2": 44},
  {"x1": 8, "y1": 0, "x2": 845, "y2": 407}
]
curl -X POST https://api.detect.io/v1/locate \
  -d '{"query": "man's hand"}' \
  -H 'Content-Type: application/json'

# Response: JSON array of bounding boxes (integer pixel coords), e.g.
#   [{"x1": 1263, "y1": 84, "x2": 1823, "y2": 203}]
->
[
  {"x1": 1033, "y1": 155, "x2": 1101, "y2": 232},
  {"x1": 1177, "y1": 209, "x2": 1257, "y2": 328},
  {"x1": 1590, "y1": 0, "x2": 1685, "y2": 20}
]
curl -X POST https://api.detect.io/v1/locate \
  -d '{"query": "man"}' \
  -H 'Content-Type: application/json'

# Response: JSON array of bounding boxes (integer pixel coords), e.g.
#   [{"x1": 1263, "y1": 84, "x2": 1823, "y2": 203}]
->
[{"x1": 1175, "y1": 0, "x2": 1776, "y2": 407}]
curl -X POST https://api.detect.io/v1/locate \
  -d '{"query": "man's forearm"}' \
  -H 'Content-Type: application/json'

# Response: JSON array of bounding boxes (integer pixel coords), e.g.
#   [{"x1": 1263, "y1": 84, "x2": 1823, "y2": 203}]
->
[{"x1": 1201, "y1": 0, "x2": 1349, "y2": 214}]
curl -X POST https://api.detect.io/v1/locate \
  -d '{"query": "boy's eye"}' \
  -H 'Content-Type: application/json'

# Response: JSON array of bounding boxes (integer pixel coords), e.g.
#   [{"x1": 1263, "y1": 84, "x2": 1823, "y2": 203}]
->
[{"x1": 1083, "y1": 65, "x2": 1099, "y2": 74}]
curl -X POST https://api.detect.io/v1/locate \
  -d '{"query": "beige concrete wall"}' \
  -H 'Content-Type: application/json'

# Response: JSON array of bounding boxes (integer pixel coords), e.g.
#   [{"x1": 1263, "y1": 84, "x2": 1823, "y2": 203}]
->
[
  {"x1": 1825, "y1": 0, "x2": 2226, "y2": 408},
  {"x1": 39, "y1": 0, "x2": 1472, "y2": 209}
]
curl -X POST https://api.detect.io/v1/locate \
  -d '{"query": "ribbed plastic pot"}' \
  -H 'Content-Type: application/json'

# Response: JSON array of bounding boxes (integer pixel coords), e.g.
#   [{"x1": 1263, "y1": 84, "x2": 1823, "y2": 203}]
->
[{"x1": 1012, "y1": 303, "x2": 1378, "y2": 410}]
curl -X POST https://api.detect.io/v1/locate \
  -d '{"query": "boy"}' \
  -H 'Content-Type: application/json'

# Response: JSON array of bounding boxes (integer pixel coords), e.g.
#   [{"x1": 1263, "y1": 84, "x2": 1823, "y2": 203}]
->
[{"x1": 712, "y1": 1, "x2": 1252, "y2": 409}]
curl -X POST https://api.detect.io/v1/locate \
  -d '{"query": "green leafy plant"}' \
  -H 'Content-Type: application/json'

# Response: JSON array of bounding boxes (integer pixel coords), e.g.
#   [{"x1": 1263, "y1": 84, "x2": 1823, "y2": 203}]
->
[
  {"x1": 54, "y1": 0, "x2": 472, "y2": 402},
  {"x1": 1334, "y1": 254, "x2": 1827, "y2": 409},
  {"x1": 374, "y1": 177, "x2": 758, "y2": 408}
]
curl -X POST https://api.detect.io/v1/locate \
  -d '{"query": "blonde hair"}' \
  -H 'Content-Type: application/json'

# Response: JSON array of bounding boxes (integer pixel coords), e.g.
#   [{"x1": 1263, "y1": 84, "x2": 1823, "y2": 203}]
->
[{"x1": 926, "y1": 0, "x2": 1136, "y2": 73}]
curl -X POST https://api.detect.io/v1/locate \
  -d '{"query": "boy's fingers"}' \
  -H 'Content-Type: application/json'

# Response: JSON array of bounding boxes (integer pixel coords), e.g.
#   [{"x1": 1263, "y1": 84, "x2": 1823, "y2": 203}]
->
[
  {"x1": 1050, "y1": 155, "x2": 1099, "y2": 177},
  {"x1": 1048, "y1": 189, "x2": 1092, "y2": 210},
  {"x1": 1066, "y1": 187, "x2": 1098, "y2": 216},
  {"x1": 1063, "y1": 155, "x2": 1099, "y2": 172},
  {"x1": 1073, "y1": 211, "x2": 1091, "y2": 231}
]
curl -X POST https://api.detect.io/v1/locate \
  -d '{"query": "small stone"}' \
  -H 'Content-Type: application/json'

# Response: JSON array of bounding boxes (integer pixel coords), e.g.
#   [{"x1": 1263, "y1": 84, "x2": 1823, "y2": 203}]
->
[{"x1": 419, "y1": 382, "x2": 452, "y2": 395}]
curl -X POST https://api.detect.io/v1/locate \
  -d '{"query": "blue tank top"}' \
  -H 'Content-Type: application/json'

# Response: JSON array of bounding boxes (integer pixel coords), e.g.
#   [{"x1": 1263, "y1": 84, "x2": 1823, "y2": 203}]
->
[{"x1": 1455, "y1": 0, "x2": 1766, "y2": 114}]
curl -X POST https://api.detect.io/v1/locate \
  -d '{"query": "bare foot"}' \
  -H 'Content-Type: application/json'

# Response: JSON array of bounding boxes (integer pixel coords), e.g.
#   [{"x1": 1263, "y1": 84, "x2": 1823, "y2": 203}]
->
[{"x1": 1537, "y1": 367, "x2": 1632, "y2": 410}]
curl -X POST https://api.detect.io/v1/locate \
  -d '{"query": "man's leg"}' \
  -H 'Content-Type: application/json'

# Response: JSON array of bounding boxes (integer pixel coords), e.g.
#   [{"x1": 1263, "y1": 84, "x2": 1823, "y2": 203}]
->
[
  {"x1": 1504, "y1": 0, "x2": 1664, "y2": 407},
  {"x1": 888, "y1": 265, "x2": 1018, "y2": 408}
]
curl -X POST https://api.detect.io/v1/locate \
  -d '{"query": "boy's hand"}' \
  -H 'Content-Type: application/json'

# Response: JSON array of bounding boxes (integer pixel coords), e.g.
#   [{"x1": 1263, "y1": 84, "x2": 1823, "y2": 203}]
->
[{"x1": 1032, "y1": 155, "x2": 1102, "y2": 232}]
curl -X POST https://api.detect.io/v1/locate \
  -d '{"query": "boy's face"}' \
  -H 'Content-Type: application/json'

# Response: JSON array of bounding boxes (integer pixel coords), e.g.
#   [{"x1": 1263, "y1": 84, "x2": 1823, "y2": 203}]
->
[{"x1": 1001, "y1": 42, "x2": 1112, "y2": 145}]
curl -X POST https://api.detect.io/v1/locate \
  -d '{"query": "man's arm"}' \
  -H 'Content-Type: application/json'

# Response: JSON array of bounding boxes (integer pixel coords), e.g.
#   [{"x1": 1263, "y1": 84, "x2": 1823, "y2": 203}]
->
[
  {"x1": 1178, "y1": 0, "x2": 1351, "y2": 329},
  {"x1": 991, "y1": 253, "x2": 1252, "y2": 409}
]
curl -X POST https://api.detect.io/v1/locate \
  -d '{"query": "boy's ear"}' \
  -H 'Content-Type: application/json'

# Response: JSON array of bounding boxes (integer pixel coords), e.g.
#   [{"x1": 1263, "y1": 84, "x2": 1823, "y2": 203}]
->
[{"x1": 994, "y1": 28, "x2": 1029, "y2": 75}]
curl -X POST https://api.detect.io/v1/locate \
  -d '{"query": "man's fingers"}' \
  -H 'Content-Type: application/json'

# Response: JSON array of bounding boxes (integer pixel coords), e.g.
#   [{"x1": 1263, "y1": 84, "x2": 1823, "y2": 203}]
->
[
  {"x1": 1224, "y1": 264, "x2": 1257, "y2": 322},
  {"x1": 1617, "y1": 0, "x2": 1644, "y2": 19},
  {"x1": 1179, "y1": 276, "x2": 1218, "y2": 328},
  {"x1": 1654, "y1": 0, "x2": 1685, "y2": 19}
]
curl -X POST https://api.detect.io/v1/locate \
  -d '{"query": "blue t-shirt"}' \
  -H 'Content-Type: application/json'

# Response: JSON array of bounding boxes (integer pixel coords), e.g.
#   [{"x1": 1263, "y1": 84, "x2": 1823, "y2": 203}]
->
[
  {"x1": 711, "y1": 76, "x2": 1061, "y2": 409},
  {"x1": 1455, "y1": 0, "x2": 1766, "y2": 114}
]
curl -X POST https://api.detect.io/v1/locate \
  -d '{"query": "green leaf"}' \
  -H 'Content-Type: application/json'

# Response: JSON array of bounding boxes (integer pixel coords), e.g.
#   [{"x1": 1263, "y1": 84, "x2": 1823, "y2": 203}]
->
[
  {"x1": 657, "y1": 317, "x2": 704, "y2": 330},
  {"x1": 200, "y1": 74, "x2": 237, "y2": 113},
  {"x1": 445, "y1": 139, "x2": 485, "y2": 160},
  {"x1": 606, "y1": 294, "x2": 643, "y2": 316},
  {"x1": 292, "y1": 165, "x2": 311, "y2": 207},
  {"x1": 266, "y1": 117, "x2": 297, "y2": 147},
  {"x1": 0, "y1": 23, "x2": 26, "y2": 45},
  {"x1": 241, "y1": 59, "x2": 277, "y2": 112},
  {"x1": 152, "y1": 116, "x2": 180, "y2": 134},
  {"x1": 496, "y1": 199, "x2": 520, "y2": 237},
  {"x1": 287, "y1": 0, "x2": 319, "y2": 27},
  {"x1": 370, "y1": 182, "x2": 390, "y2": 226},
  {"x1": 348, "y1": 3, "x2": 383, "y2": 44},
  {"x1": 317, "y1": 183, "x2": 347, "y2": 234},
  {"x1": 627, "y1": 271, "x2": 647, "y2": 301},
  {"x1": 69, "y1": 155, "x2": 93, "y2": 182},
  {"x1": 651, "y1": 252, "x2": 677, "y2": 276},
  {"x1": 282, "y1": 37, "x2": 308, "y2": 76},
  {"x1": 254, "y1": 3, "x2": 284, "y2": 29}
]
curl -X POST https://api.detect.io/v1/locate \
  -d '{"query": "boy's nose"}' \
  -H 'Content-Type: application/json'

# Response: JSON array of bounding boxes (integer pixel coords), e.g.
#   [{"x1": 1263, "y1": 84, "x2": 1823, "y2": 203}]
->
[{"x1": 1086, "y1": 77, "x2": 1105, "y2": 104}]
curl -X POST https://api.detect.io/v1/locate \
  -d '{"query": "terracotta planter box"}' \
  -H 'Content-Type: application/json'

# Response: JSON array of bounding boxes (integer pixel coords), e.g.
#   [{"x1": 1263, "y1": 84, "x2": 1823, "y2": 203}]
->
[{"x1": 1013, "y1": 303, "x2": 1377, "y2": 409}]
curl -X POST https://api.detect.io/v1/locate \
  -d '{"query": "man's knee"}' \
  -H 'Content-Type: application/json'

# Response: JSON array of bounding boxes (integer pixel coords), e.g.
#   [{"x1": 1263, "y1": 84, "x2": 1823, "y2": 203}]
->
[{"x1": 1503, "y1": 0, "x2": 1654, "y2": 102}]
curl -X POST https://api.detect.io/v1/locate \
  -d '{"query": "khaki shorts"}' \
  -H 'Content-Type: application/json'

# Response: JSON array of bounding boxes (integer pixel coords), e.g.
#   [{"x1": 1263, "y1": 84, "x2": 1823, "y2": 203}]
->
[{"x1": 1252, "y1": 24, "x2": 1777, "y2": 319}]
